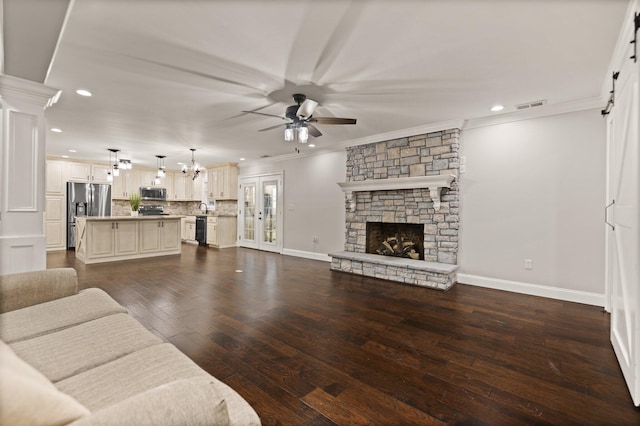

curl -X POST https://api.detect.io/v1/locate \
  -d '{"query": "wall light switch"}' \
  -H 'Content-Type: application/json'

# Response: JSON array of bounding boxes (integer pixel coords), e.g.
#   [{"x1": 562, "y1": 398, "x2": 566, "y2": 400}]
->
[{"x1": 524, "y1": 259, "x2": 533, "y2": 270}]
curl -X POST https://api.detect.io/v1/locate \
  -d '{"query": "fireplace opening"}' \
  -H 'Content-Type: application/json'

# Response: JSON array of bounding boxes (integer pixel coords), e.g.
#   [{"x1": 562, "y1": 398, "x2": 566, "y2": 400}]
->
[{"x1": 366, "y1": 222, "x2": 425, "y2": 260}]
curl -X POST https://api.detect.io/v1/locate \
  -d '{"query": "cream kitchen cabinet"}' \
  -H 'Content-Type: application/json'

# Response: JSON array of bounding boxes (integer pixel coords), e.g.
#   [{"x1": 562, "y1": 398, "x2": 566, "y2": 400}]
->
[
  {"x1": 46, "y1": 160, "x2": 67, "y2": 194},
  {"x1": 207, "y1": 163, "x2": 238, "y2": 200},
  {"x1": 206, "y1": 216, "x2": 237, "y2": 248},
  {"x1": 171, "y1": 172, "x2": 202, "y2": 201},
  {"x1": 182, "y1": 216, "x2": 196, "y2": 242},
  {"x1": 83, "y1": 220, "x2": 138, "y2": 260},
  {"x1": 68, "y1": 162, "x2": 111, "y2": 183},
  {"x1": 112, "y1": 169, "x2": 146, "y2": 200},
  {"x1": 206, "y1": 217, "x2": 217, "y2": 246},
  {"x1": 139, "y1": 219, "x2": 181, "y2": 253},
  {"x1": 45, "y1": 195, "x2": 65, "y2": 250},
  {"x1": 75, "y1": 216, "x2": 182, "y2": 264}
]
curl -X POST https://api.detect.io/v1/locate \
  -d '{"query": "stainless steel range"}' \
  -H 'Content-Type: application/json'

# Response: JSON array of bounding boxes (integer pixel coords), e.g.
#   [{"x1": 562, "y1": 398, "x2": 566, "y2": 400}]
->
[{"x1": 138, "y1": 205, "x2": 167, "y2": 216}]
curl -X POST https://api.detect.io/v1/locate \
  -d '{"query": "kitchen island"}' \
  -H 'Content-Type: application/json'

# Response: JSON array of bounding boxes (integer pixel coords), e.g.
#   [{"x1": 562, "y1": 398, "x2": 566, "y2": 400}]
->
[{"x1": 75, "y1": 215, "x2": 183, "y2": 264}]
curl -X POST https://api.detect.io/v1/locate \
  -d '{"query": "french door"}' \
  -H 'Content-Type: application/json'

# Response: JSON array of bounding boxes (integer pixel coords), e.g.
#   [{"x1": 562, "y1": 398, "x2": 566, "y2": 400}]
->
[
  {"x1": 238, "y1": 173, "x2": 283, "y2": 253},
  {"x1": 605, "y1": 51, "x2": 640, "y2": 406}
]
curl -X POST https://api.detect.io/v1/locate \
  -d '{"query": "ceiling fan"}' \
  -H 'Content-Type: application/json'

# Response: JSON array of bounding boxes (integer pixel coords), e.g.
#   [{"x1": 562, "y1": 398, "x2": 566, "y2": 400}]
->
[{"x1": 242, "y1": 94, "x2": 356, "y2": 142}]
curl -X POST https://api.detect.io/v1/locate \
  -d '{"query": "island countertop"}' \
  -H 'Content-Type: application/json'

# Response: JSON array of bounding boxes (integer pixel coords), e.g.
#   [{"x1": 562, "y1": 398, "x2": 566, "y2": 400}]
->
[{"x1": 77, "y1": 215, "x2": 185, "y2": 221}]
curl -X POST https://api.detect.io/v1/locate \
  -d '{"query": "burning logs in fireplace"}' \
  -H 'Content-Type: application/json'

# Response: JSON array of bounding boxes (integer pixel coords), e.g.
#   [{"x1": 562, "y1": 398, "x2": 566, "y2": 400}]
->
[{"x1": 376, "y1": 234, "x2": 420, "y2": 260}]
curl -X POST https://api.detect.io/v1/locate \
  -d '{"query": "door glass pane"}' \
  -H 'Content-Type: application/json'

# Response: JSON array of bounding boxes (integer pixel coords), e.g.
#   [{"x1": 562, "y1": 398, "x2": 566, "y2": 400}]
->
[
  {"x1": 243, "y1": 185, "x2": 255, "y2": 241},
  {"x1": 262, "y1": 181, "x2": 277, "y2": 244}
]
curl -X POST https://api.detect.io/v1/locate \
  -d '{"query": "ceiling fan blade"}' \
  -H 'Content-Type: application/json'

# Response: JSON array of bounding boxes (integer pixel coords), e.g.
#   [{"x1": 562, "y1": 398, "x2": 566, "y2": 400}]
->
[
  {"x1": 310, "y1": 117, "x2": 357, "y2": 125},
  {"x1": 296, "y1": 99, "x2": 318, "y2": 119},
  {"x1": 258, "y1": 123, "x2": 288, "y2": 132},
  {"x1": 307, "y1": 124, "x2": 323, "y2": 137},
  {"x1": 242, "y1": 110, "x2": 288, "y2": 120}
]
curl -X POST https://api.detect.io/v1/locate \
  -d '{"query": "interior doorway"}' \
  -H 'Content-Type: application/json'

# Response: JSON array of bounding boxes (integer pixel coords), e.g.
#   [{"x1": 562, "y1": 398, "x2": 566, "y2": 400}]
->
[{"x1": 238, "y1": 173, "x2": 283, "y2": 253}]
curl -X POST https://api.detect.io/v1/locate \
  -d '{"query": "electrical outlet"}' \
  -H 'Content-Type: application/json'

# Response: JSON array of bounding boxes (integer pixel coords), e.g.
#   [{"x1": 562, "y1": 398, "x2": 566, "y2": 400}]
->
[
  {"x1": 524, "y1": 259, "x2": 533, "y2": 270},
  {"x1": 313, "y1": 236, "x2": 318, "y2": 243}
]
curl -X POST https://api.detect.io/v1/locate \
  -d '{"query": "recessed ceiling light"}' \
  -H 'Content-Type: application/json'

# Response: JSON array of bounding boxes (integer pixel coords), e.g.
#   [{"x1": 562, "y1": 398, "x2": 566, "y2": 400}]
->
[
  {"x1": 239, "y1": 157, "x2": 246, "y2": 161},
  {"x1": 62, "y1": 155, "x2": 69, "y2": 158},
  {"x1": 491, "y1": 105, "x2": 504, "y2": 112},
  {"x1": 76, "y1": 89, "x2": 92, "y2": 97},
  {"x1": 308, "y1": 144, "x2": 316, "y2": 148},
  {"x1": 68, "y1": 149, "x2": 77, "y2": 153},
  {"x1": 51, "y1": 128, "x2": 62, "y2": 133}
]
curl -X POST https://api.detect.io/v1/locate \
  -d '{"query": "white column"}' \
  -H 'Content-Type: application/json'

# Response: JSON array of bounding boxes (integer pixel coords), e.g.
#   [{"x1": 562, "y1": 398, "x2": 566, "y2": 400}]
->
[{"x1": 0, "y1": 74, "x2": 60, "y2": 274}]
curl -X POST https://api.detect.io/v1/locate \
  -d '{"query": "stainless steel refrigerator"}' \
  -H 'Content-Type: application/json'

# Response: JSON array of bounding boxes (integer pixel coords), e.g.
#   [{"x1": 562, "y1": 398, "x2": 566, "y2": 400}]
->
[{"x1": 67, "y1": 182, "x2": 112, "y2": 249}]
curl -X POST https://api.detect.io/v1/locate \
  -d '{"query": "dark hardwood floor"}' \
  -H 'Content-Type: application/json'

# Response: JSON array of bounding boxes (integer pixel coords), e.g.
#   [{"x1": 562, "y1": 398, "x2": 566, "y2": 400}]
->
[{"x1": 47, "y1": 245, "x2": 640, "y2": 425}]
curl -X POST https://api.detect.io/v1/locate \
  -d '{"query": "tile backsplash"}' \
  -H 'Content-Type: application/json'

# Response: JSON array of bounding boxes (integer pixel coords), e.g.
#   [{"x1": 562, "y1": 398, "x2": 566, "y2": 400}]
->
[{"x1": 112, "y1": 200, "x2": 237, "y2": 216}]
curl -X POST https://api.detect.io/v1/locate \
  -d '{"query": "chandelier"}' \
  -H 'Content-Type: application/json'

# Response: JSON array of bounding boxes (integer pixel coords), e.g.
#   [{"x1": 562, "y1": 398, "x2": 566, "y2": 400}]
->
[{"x1": 182, "y1": 148, "x2": 201, "y2": 180}]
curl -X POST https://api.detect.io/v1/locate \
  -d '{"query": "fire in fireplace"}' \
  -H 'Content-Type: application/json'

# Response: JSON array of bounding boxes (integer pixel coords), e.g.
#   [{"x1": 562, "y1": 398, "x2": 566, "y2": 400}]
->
[{"x1": 366, "y1": 222, "x2": 425, "y2": 260}]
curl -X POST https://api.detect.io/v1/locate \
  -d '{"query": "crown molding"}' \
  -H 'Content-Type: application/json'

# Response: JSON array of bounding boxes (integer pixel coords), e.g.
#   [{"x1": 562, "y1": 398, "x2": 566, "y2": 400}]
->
[
  {"x1": 463, "y1": 97, "x2": 604, "y2": 130},
  {"x1": 0, "y1": 74, "x2": 61, "y2": 109},
  {"x1": 340, "y1": 119, "x2": 464, "y2": 149}
]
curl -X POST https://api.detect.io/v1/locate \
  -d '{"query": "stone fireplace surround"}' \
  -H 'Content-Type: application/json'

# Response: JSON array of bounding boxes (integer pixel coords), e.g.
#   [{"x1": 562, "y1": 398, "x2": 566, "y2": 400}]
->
[{"x1": 330, "y1": 128, "x2": 460, "y2": 290}]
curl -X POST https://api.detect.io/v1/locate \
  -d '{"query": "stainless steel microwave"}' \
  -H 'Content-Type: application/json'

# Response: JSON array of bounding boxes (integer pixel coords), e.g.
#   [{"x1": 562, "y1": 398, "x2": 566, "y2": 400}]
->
[{"x1": 140, "y1": 186, "x2": 166, "y2": 201}]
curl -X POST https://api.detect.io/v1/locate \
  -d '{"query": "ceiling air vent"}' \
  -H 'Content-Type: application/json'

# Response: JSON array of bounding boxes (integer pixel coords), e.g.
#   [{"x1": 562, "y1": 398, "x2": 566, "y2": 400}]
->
[{"x1": 515, "y1": 100, "x2": 547, "y2": 110}]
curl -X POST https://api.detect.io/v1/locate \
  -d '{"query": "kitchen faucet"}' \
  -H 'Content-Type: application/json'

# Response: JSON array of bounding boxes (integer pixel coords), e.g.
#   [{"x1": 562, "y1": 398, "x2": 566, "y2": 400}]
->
[{"x1": 199, "y1": 202, "x2": 208, "y2": 214}]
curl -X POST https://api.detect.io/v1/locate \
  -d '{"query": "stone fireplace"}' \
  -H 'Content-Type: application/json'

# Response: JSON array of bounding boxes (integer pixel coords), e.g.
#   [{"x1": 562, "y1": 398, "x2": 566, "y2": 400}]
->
[{"x1": 330, "y1": 128, "x2": 460, "y2": 290}]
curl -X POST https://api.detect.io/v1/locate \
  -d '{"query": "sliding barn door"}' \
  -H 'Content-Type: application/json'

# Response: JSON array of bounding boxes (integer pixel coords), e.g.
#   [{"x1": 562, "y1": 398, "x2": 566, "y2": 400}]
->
[{"x1": 606, "y1": 51, "x2": 640, "y2": 406}]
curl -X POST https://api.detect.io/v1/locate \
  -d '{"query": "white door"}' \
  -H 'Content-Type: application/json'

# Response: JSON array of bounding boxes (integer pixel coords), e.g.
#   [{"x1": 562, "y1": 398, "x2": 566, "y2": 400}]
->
[
  {"x1": 238, "y1": 173, "x2": 283, "y2": 253},
  {"x1": 606, "y1": 54, "x2": 640, "y2": 406}
]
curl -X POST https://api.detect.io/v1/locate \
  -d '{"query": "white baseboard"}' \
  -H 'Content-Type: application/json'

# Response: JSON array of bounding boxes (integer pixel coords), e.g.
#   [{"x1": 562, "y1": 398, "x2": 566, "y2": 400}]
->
[
  {"x1": 457, "y1": 273, "x2": 605, "y2": 307},
  {"x1": 282, "y1": 249, "x2": 332, "y2": 262}
]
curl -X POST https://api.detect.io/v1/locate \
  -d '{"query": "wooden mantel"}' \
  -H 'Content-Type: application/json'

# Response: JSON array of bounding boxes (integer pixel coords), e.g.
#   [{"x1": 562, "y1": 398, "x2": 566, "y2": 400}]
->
[{"x1": 337, "y1": 175, "x2": 456, "y2": 212}]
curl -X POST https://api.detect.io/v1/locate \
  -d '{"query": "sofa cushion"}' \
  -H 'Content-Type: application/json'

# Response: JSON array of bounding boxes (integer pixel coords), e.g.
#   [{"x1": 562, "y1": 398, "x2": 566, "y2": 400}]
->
[
  {"x1": 0, "y1": 288, "x2": 126, "y2": 343},
  {"x1": 57, "y1": 343, "x2": 261, "y2": 425},
  {"x1": 68, "y1": 378, "x2": 230, "y2": 426},
  {"x1": 0, "y1": 340, "x2": 90, "y2": 426},
  {"x1": 10, "y1": 313, "x2": 162, "y2": 382}
]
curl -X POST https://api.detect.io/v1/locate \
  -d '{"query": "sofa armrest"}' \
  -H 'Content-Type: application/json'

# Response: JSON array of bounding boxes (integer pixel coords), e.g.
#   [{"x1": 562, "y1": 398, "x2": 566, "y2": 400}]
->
[
  {"x1": 0, "y1": 268, "x2": 78, "y2": 313},
  {"x1": 68, "y1": 378, "x2": 232, "y2": 426}
]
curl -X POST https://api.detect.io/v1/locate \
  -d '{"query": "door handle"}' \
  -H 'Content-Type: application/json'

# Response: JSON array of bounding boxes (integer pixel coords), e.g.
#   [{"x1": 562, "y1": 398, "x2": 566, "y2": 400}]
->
[{"x1": 605, "y1": 200, "x2": 615, "y2": 230}]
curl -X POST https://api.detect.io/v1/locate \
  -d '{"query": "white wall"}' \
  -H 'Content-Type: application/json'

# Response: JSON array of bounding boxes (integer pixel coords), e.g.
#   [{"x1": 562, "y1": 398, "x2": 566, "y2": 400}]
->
[
  {"x1": 458, "y1": 108, "x2": 606, "y2": 304},
  {"x1": 239, "y1": 151, "x2": 346, "y2": 259}
]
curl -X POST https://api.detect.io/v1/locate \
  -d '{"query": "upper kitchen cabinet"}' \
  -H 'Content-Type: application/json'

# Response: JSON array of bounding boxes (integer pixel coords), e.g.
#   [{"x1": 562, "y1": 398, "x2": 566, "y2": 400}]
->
[
  {"x1": 112, "y1": 169, "x2": 143, "y2": 200},
  {"x1": 68, "y1": 162, "x2": 111, "y2": 183},
  {"x1": 170, "y1": 171, "x2": 202, "y2": 201},
  {"x1": 207, "y1": 163, "x2": 238, "y2": 200},
  {"x1": 46, "y1": 160, "x2": 67, "y2": 194}
]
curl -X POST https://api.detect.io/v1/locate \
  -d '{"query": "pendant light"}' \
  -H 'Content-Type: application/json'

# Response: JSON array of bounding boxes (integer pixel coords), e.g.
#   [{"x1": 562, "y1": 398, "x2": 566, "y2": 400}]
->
[
  {"x1": 107, "y1": 148, "x2": 120, "y2": 181},
  {"x1": 156, "y1": 155, "x2": 166, "y2": 178}
]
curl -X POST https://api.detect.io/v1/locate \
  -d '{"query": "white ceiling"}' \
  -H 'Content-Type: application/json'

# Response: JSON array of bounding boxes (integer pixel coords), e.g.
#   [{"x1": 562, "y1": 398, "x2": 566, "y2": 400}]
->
[{"x1": 3, "y1": 0, "x2": 629, "y2": 170}]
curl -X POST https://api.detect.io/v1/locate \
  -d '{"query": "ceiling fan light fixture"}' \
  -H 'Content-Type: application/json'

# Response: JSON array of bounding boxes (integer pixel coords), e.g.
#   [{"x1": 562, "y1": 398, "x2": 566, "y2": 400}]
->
[
  {"x1": 284, "y1": 125, "x2": 294, "y2": 142},
  {"x1": 298, "y1": 125, "x2": 309, "y2": 143}
]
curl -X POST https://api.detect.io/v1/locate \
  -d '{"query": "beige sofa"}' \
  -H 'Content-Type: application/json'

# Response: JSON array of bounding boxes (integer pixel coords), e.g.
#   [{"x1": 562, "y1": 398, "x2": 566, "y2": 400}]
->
[{"x1": 0, "y1": 268, "x2": 260, "y2": 426}]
